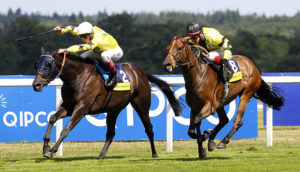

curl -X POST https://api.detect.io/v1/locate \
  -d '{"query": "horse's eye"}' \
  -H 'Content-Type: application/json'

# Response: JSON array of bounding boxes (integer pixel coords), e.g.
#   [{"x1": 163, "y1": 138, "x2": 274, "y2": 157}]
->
[{"x1": 178, "y1": 47, "x2": 182, "y2": 51}]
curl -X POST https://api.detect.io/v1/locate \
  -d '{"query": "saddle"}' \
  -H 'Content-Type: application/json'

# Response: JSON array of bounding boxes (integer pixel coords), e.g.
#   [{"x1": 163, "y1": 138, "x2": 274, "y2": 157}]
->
[
  {"x1": 201, "y1": 56, "x2": 242, "y2": 83},
  {"x1": 91, "y1": 59, "x2": 131, "y2": 91}
]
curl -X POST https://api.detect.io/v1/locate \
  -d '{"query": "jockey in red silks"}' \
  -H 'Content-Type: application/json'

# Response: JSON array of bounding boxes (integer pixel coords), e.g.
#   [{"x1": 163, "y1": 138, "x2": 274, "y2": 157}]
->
[
  {"x1": 53, "y1": 21, "x2": 123, "y2": 89},
  {"x1": 186, "y1": 22, "x2": 234, "y2": 82}
]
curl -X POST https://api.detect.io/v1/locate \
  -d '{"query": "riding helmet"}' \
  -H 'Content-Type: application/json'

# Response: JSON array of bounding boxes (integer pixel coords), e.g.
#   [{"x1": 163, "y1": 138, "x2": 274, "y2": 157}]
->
[
  {"x1": 186, "y1": 23, "x2": 202, "y2": 36},
  {"x1": 77, "y1": 22, "x2": 93, "y2": 35}
]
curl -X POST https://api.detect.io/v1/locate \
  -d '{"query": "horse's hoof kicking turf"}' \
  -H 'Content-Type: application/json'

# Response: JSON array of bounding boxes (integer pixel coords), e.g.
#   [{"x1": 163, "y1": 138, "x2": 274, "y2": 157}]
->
[{"x1": 217, "y1": 142, "x2": 226, "y2": 149}]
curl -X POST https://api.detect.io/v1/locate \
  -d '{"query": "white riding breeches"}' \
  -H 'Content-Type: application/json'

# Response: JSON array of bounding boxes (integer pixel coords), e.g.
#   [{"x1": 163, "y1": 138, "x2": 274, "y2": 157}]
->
[
  {"x1": 80, "y1": 45, "x2": 123, "y2": 63},
  {"x1": 207, "y1": 49, "x2": 224, "y2": 62}
]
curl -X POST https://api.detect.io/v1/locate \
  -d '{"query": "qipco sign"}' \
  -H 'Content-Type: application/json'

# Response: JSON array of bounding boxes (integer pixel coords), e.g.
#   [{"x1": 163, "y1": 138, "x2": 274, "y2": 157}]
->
[{"x1": 0, "y1": 76, "x2": 257, "y2": 142}]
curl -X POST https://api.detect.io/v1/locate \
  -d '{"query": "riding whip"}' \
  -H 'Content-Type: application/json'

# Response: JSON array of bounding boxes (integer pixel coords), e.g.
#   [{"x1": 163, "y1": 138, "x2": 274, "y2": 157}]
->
[{"x1": 16, "y1": 30, "x2": 54, "y2": 41}]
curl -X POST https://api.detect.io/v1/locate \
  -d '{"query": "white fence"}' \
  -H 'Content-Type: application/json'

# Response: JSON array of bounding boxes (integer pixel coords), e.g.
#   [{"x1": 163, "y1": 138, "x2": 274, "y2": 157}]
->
[{"x1": 1, "y1": 75, "x2": 300, "y2": 156}]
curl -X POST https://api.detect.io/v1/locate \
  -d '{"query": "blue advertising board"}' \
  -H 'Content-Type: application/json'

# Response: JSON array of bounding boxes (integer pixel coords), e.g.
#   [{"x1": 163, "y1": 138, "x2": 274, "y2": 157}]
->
[
  {"x1": 263, "y1": 73, "x2": 300, "y2": 126},
  {"x1": 0, "y1": 75, "x2": 258, "y2": 142}
]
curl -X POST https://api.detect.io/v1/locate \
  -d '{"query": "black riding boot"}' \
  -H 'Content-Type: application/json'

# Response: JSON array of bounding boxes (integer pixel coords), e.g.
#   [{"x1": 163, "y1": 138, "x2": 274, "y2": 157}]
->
[
  {"x1": 221, "y1": 59, "x2": 234, "y2": 82},
  {"x1": 105, "y1": 72, "x2": 117, "y2": 89}
]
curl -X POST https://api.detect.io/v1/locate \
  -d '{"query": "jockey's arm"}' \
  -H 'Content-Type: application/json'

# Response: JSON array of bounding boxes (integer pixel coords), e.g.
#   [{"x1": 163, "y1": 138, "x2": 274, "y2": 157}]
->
[
  {"x1": 60, "y1": 26, "x2": 79, "y2": 35},
  {"x1": 67, "y1": 40, "x2": 99, "y2": 53}
]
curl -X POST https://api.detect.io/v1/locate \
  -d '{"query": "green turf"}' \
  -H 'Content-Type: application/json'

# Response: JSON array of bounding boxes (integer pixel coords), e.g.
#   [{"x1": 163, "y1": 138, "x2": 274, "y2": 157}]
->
[{"x1": 0, "y1": 109, "x2": 300, "y2": 171}]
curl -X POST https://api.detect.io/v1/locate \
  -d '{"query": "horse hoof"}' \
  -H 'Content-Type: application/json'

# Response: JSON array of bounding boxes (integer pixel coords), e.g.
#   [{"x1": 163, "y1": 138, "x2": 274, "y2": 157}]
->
[
  {"x1": 199, "y1": 148, "x2": 207, "y2": 159},
  {"x1": 152, "y1": 154, "x2": 158, "y2": 158},
  {"x1": 208, "y1": 140, "x2": 216, "y2": 152},
  {"x1": 217, "y1": 142, "x2": 226, "y2": 149},
  {"x1": 97, "y1": 154, "x2": 106, "y2": 160},
  {"x1": 43, "y1": 151, "x2": 53, "y2": 158}
]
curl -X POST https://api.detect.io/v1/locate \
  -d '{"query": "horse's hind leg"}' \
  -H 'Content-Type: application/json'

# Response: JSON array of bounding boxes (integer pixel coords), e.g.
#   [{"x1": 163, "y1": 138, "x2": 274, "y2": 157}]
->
[
  {"x1": 131, "y1": 98, "x2": 158, "y2": 158},
  {"x1": 43, "y1": 105, "x2": 67, "y2": 158},
  {"x1": 203, "y1": 107, "x2": 229, "y2": 152},
  {"x1": 98, "y1": 112, "x2": 119, "y2": 159},
  {"x1": 217, "y1": 96, "x2": 251, "y2": 149}
]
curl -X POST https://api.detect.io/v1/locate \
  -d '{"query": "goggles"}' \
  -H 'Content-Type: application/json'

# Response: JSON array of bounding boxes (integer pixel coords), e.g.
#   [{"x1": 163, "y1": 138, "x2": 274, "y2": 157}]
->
[{"x1": 79, "y1": 33, "x2": 90, "y2": 39}]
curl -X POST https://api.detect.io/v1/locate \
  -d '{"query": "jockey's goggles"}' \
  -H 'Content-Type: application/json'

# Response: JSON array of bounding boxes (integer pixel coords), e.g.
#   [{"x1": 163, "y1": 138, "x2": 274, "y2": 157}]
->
[{"x1": 79, "y1": 33, "x2": 90, "y2": 39}]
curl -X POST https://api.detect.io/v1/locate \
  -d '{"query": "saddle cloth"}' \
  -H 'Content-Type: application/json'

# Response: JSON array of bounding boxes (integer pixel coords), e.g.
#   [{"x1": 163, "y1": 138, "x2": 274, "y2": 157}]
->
[
  {"x1": 227, "y1": 58, "x2": 242, "y2": 83},
  {"x1": 92, "y1": 60, "x2": 131, "y2": 91}
]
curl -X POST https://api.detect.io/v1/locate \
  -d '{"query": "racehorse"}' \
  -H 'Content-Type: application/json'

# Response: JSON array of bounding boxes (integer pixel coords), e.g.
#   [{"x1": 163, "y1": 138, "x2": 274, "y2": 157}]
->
[
  {"x1": 163, "y1": 36, "x2": 284, "y2": 159},
  {"x1": 32, "y1": 48, "x2": 182, "y2": 159}
]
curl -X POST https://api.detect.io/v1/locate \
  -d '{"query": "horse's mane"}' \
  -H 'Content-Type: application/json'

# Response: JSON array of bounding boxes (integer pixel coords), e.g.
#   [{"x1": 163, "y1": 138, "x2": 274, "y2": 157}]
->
[{"x1": 51, "y1": 50, "x2": 94, "y2": 65}]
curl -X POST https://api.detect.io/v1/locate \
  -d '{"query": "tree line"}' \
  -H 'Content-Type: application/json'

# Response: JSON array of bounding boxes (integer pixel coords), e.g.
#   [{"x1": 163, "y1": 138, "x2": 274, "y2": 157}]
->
[{"x1": 0, "y1": 9, "x2": 299, "y2": 75}]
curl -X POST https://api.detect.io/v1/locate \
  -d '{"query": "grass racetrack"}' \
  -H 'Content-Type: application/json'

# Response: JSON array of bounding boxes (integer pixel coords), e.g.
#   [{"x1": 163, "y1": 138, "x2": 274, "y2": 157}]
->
[{"x1": 0, "y1": 109, "x2": 300, "y2": 171}]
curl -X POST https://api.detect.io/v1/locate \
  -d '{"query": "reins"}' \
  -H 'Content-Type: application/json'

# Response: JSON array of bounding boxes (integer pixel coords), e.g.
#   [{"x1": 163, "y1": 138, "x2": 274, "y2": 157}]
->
[
  {"x1": 167, "y1": 38, "x2": 211, "y2": 89},
  {"x1": 167, "y1": 38, "x2": 209, "y2": 67},
  {"x1": 57, "y1": 51, "x2": 67, "y2": 77}
]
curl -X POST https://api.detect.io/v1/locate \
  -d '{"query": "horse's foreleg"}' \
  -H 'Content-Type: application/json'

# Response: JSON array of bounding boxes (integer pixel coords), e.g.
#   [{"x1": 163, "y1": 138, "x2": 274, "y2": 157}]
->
[
  {"x1": 204, "y1": 107, "x2": 229, "y2": 152},
  {"x1": 195, "y1": 120, "x2": 206, "y2": 159},
  {"x1": 98, "y1": 112, "x2": 119, "y2": 159},
  {"x1": 195, "y1": 103, "x2": 213, "y2": 159},
  {"x1": 51, "y1": 114, "x2": 84, "y2": 153},
  {"x1": 43, "y1": 106, "x2": 67, "y2": 157},
  {"x1": 43, "y1": 105, "x2": 86, "y2": 158},
  {"x1": 218, "y1": 97, "x2": 250, "y2": 149}
]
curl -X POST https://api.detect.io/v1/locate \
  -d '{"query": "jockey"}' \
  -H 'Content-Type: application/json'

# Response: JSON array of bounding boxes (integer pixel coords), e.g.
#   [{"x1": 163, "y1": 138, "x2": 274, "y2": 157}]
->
[
  {"x1": 53, "y1": 21, "x2": 123, "y2": 89},
  {"x1": 186, "y1": 22, "x2": 233, "y2": 82}
]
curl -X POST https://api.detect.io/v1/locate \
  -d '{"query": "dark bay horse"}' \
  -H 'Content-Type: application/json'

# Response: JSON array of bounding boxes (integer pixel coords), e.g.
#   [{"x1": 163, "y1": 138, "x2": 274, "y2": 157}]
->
[
  {"x1": 163, "y1": 37, "x2": 284, "y2": 158},
  {"x1": 32, "y1": 48, "x2": 182, "y2": 159}
]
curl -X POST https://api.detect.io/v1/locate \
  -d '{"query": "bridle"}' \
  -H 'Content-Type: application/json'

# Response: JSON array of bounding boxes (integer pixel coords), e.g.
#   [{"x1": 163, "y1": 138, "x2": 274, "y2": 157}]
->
[
  {"x1": 36, "y1": 52, "x2": 67, "y2": 85},
  {"x1": 167, "y1": 38, "x2": 209, "y2": 68}
]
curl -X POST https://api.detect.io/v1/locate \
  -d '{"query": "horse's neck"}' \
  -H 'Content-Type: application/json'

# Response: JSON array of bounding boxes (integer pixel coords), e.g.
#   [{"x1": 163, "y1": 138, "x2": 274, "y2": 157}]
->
[
  {"x1": 56, "y1": 55, "x2": 88, "y2": 84},
  {"x1": 181, "y1": 58, "x2": 210, "y2": 90}
]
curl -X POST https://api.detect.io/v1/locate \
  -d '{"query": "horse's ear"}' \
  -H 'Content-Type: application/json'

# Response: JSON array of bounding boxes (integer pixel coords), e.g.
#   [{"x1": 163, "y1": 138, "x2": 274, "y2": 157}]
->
[{"x1": 40, "y1": 47, "x2": 45, "y2": 55}]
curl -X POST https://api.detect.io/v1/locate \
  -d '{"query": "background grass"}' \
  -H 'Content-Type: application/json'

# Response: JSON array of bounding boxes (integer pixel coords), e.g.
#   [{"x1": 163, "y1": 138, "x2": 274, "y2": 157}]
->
[{"x1": 0, "y1": 108, "x2": 300, "y2": 172}]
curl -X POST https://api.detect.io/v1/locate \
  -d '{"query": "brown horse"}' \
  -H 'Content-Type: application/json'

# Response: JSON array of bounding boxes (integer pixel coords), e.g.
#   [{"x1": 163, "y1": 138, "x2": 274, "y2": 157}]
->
[
  {"x1": 163, "y1": 37, "x2": 284, "y2": 158},
  {"x1": 32, "y1": 48, "x2": 182, "y2": 159}
]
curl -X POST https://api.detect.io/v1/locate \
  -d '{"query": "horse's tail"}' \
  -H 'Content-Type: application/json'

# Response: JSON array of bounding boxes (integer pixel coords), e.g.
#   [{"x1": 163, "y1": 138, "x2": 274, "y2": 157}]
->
[
  {"x1": 145, "y1": 72, "x2": 182, "y2": 116},
  {"x1": 254, "y1": 79, "x2": 285, "y2": 110}
]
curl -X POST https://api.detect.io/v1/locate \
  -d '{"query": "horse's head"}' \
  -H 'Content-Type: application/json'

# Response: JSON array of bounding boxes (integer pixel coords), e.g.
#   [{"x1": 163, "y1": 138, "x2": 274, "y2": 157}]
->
[
  {"x1": 163, "y1": 36, "x2": 190, "y2": 73},
  {"x1": 32, "y1": 48, "x2": 59, "y2": 92}
]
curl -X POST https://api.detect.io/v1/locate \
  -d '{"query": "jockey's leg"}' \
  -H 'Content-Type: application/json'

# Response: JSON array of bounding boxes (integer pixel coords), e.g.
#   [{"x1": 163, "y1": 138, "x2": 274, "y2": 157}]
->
[
  {"x1": 221, "y1": 59, "x2": 234, "y2": 82},
  {"x1": 208, "y1": 50, "x2": 233, "y2": 82},
  {"x1": 101, "y1": 46, "x2": 123, "y2": 89}
]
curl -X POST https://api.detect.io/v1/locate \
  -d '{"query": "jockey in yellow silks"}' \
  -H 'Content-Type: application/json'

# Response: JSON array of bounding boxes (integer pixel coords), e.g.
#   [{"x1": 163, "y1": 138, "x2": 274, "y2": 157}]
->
[
  {"x1": 53, "y1": 22, "x2": 123, "y2": 88},
  {"x1": 186, "y1": 23, "x2": 234, "y2": 82}
]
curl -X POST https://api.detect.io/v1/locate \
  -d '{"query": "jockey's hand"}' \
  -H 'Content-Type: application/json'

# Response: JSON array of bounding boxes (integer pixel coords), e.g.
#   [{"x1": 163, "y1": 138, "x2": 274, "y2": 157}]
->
[
  {"x1": 58, "y1": 48, "x2": 68, "y2": 54},
  {"x1": 53, "y1": 26, "x2": 62, "y2": 34}
]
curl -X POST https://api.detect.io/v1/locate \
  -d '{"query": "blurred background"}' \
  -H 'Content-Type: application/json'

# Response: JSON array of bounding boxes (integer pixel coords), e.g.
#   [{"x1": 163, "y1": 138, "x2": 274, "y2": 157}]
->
[{"x1": 0, "y1": 0, "x2": 299, "y2": 75}]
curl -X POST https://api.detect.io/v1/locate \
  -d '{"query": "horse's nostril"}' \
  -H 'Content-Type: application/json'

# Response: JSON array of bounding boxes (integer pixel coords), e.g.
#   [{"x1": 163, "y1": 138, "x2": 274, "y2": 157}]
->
[
  {"x1": 166, "y1": 63, "x2": 172, "y2": 67},
  {"x1": 35, "y1": 83, "x2": 41, "y2": 87}
]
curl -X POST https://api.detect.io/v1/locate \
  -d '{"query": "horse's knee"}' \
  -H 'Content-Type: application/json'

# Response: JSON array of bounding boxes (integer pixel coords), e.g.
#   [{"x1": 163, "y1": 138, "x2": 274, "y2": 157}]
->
[
  {"x1": 194, "y1": 115, "x2": 202, "y2": 125},
  {"x1": 237, "y1": 119, "x2": 243, "y2": 128},
  {"x1": 49, "y1": 115, "x2": 58, "y2": 124},
  {"x1": 188, "y1": 129, "x2": 197, "y2": 139}
]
